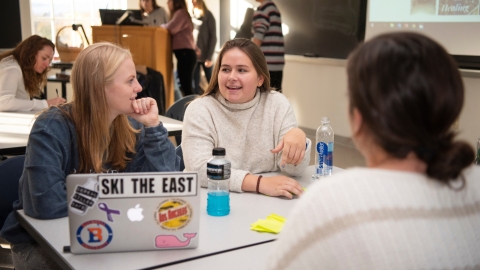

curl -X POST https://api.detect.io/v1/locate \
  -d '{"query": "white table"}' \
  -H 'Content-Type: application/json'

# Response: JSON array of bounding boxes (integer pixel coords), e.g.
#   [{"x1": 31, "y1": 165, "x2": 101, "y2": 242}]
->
[
  {"x1": 0, "y1": 112, "x2": 183, "y2": 155},
  {"x1": 16, "y1": 166, "x2": 344, "y2": 269}
]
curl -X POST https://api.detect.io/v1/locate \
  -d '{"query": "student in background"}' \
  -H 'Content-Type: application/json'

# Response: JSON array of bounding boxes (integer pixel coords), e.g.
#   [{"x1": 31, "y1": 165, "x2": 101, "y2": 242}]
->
[
  {"x1": 267, "y1": 32, "x2": 480, "y2": 269},
  {"x1": 252, "y1": 0, "x2": 284, "y2": 92},
  {"x1": 140, "y1": 0, "x2": 168, "y2": 26},
  {"x1": 162, "y1": 0, "x2": 197, "y2": 97},
  {"x1": 0, "y1": 42, "x2": 180, "y2": 269},
  {"x1": 191, "y1": 0, "x2": 217, "y2": 94},
  {"x1": 0, "y1": 35, "x2": 65, "y2": 112},
  {"x1": 182, "y1": 38, "x2": 310, "y2": 199}
]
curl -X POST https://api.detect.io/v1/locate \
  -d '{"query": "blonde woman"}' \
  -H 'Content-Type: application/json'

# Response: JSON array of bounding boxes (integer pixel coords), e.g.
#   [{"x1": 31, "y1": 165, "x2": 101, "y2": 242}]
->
[{"x1": 1, "y1": 42, "x2": 180, "y2": 269}]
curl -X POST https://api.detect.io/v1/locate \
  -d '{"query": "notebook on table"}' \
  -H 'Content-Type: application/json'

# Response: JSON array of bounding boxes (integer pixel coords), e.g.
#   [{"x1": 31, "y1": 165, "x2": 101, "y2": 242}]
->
[{"x1": 66, "y1": 172, "x2": 199, "y2": 254}]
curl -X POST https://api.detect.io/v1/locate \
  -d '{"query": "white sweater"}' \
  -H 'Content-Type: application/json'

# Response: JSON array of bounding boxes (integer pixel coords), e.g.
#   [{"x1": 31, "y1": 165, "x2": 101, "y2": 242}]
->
[
  {"x1": 182, "y1": 90, "x2": 311, "y2": 192},
  {"x1": 0, "y1": 56, "x2": 47, "y2": 112},
  {"x1": 267, "y1": 166, "x2": 480, "y2": 270}
]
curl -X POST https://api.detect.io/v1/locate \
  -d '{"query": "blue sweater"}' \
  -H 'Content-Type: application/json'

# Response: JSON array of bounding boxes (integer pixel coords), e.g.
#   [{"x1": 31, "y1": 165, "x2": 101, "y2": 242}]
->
[{"x1": 1, "y1": 106, "x2": 180, "y2": 244}]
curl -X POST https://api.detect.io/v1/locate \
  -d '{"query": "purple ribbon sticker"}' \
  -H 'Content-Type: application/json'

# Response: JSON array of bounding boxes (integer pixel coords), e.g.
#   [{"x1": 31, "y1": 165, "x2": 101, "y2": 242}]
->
[{"x1": 98, "y1": 202, "x2": 121, "y2": 222}]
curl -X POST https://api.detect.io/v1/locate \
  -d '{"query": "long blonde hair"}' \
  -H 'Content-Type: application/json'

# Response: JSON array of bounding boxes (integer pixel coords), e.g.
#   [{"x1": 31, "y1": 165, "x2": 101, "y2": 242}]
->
[{"x1": 68, "y1": 42, "x2": 138, "y2": 173}]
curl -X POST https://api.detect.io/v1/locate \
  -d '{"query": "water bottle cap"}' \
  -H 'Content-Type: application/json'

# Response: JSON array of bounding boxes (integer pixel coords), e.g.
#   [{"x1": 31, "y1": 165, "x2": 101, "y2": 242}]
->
[
  {"x1": 212, "y1": 147, "x2": 226, "y2": 156},
  {"x1": 321, "y1": 117, "x2": 330, "y2": 124}
]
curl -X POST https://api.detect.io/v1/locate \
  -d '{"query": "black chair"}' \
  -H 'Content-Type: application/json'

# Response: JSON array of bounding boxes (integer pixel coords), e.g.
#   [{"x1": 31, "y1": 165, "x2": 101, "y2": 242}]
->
[
  {"x1": 137, "y1": 67, "x2": 166, "y2": 115},
  {"x1": 176, "y1": 145, "x2": 185, "y2": 171},
  {"x1": 0, "y1": 155, "x2": 24, "y2": 230},
  {"x1": 165, "y1": 94, "x2": 199, "y2": 145}
]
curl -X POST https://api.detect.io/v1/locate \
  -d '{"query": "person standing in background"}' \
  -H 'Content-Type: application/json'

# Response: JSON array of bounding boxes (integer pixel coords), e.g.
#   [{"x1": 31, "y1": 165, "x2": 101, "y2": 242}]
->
[
  {"x1": 0, "y1": 35, "x2": 65, "y2": 112},
  {"x1": 140, "y1": 0, "x2": 168, "y2": 26},
  {"x1": 162, "y1": 0, "x2": 197, "y2": 97},
  {"x1": 191, "y1": 0, "x2": 217, "y2": 94},
  {"x1": 252, "y1": 0, "x2": 285, "y2": 92}
]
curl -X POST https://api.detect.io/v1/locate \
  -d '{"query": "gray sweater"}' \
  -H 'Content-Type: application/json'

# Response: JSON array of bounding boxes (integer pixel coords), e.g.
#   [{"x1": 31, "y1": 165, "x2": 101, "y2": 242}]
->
[
  {"x1": 193, "y1": 9, "x2": 217, "y2": 62},
  {"x1": 182, "y1": 90, "x2": 311, "y2": 192}
]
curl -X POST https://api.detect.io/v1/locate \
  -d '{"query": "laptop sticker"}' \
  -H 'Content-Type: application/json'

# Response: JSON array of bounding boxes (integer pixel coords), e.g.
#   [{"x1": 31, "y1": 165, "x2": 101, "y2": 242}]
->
[
  {"x1": 155, "y1": 233, "x2": 197, "y2": 248},
  {"x1": 127, "y1": 204, "x2": 144, "y2": 222},
  {"x1": 98, "y1": 202, "x2": 121, "y2": 222},
  {"x1": 76, "y1": 220, "x2": 113, "y2": 250},
  {"x1": 70, "y1": 178, "x2": 99, "y2": 215},
  {"x1": 155, "y1": 199, "x2": 193, "y2": 230}
]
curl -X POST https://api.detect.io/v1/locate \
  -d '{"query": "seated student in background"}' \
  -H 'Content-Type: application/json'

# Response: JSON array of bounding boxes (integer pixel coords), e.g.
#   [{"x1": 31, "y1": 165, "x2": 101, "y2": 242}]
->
[
  {"x1": 0, "y1": 35, "x2": 65, "y2": 112},
  {"x1": 140, "y1": 0, "x2": 168, "y2": 26},
  {"x1": 267, "y1": 32, "x2": 480, "y2": 269},
  {"x1": 182, "y1": 38, "x2": 310, "y2": 199},
  {"x1": 0, "y1": 42, "x2": 180, "y2": 269}
]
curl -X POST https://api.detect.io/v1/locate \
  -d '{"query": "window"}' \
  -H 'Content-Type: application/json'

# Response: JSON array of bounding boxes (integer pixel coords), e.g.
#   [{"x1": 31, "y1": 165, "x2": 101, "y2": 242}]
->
[{"x1": 30, "y1": 0, "x2": 126, "y2": 55}]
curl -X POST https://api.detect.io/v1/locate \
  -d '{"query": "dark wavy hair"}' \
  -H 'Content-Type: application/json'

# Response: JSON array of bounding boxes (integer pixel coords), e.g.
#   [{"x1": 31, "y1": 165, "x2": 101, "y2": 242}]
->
[
  {"x1": 202, "y1": 38, "x2": 270, "y2": 98},
  {"x1": 347, "y1": 32, "x2": 474, "y2": 186},
  {"x1": 0, "y1": 35, "x2": 54, "y2": 98}
]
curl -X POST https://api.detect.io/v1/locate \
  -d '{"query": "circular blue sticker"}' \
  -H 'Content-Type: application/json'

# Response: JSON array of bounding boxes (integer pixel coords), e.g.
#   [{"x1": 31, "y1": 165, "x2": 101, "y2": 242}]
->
[{"x1": 76, "y1": 220, "x2": 113, "y2": 250}]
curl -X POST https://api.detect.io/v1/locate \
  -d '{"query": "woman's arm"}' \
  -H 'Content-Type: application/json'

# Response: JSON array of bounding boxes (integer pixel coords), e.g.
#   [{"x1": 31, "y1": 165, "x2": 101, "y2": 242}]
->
[
  {"x1": 0, "y1": 65, "x2": 47, "y2": 112},
  {"x1": 161, "y1": 10, "x2": 189, "y2": 35},
  {"x1": 21, "y1": 111, "x2": 73, "y2": 219},
  {"x1": 205, "y1": 11, "x2": 217, "y2": 61},
  {"x1": 126, "y1": 97, "x2": 180, "y2": 172}
]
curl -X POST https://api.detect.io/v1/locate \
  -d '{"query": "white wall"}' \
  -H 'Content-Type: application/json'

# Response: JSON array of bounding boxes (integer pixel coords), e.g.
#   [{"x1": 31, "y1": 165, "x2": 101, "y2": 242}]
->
[{"x1": 282, "y1": 56, "x2": 480, "y2": 148}]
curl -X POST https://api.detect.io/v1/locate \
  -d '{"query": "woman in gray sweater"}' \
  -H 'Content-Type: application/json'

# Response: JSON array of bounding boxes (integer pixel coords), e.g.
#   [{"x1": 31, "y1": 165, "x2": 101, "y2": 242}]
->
[{"x1": 182, "y1": 38, "x2": 311, "y2": 199}]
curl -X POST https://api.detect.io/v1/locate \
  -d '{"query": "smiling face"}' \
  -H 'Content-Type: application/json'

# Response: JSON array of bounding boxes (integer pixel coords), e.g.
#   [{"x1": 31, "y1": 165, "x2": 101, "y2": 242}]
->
[
  {"x1": 105, "y1": 58, "x2": 142, "y2": 120},
  {"x1": 218, "y1": 48, "x2": 264, "y2": 104},
  {"x1": 33, "y1": 45, "x2": 54, "y2": 74}
]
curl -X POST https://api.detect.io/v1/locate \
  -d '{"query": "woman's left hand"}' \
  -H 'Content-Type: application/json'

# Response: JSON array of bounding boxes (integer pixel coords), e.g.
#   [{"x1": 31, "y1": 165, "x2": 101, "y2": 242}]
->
[
  {"x1": 271, "y1": 128, "x2": 307, "y2": 167},
  {"x1": 129, "y1": 97, "x2": 159, "y2": 127}
]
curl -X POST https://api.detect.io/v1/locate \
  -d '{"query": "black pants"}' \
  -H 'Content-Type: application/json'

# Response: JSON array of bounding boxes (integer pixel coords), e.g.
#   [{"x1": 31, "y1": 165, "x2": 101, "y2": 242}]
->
[
  {"x1": 174, "y1": 49, "x2": 197, "y2": 96},
  {"x1": 269, "y1": 70, "x2": 283, "y2": 92},
  {"x1": 193, "y1": 62, "x2": 213, "y2": 95}
]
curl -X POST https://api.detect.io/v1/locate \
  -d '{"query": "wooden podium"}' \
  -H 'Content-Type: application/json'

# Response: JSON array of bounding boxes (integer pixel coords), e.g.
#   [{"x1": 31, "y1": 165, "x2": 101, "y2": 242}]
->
[{"x1": 92, "y1": 25, "x2": 174, "y2": 110}]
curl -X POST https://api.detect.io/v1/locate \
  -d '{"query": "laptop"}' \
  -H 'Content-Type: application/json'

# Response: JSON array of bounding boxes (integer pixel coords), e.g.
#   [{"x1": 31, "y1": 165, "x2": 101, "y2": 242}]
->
[
  {"x1": 66, "y1": 172, "x2": 199, "y2": 254},
  {"x1": 99, "y1": 9, "x2": 143, "y2": 25}
]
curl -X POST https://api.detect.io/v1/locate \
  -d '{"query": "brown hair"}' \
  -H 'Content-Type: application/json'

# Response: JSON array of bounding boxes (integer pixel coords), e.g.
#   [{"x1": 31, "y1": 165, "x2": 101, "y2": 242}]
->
[
  {"x1": 65, "y1": 42, "x2": 138, "y2": 173},
  {"x1": 347, "y1": 32, "x2": 474, "y2": 184},
  {"x1": 202, "y1": 38, "x2": 270, "y2": 98},
  {"x1": 0, "y1": 35, "x2": 54, "y2": 98},
  {"x1": 139, "y1": 0, "x2": 160, "y2": 13},
  {"x1": 168, "y1": 0, "x2": 191, "y2": 22}
]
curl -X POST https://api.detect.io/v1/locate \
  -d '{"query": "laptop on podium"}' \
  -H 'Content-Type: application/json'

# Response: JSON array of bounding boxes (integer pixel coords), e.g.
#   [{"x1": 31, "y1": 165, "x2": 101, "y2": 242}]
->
[{"x1": 66, "y1": 172, "x2": 199, "y2": 254}]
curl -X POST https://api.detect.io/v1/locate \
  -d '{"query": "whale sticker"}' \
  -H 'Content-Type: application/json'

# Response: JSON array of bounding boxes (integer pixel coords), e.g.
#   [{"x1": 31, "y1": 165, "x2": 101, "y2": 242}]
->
[{"x1": 155, "y1": 233, "x2": 197, "y2": 248}]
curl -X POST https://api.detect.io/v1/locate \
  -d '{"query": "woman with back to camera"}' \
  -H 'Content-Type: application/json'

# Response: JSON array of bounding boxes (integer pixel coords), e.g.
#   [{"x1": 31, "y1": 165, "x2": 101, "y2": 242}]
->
[
  {"x1": 140, "y1": 0, "x2": 168, "y2": 26},
  {"x1": 0, "y1": 42, "x2": 180, "y2": 269},
  {"x1": 267, "y1": 32, "x2": 480, "y2": 269},
  {"x1": 182, "y1": 38, "x2": 311, "y2": 199},
  {"x1": 191, "y1": 0, "x2": 217, "y2": 94},
  {"x1": 161, "y1": 0, "x2": 197, "y2": 97},
  {"x1": 0, "y1": 35, "x2": 65, "y2": 112}
]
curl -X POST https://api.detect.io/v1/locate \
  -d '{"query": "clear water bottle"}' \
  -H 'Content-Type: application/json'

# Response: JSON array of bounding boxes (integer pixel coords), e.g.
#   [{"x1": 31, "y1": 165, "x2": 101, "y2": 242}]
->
[
  {"x1": 207, "y1": 147, "x2": 231, "y2": 216},
  {"x1": 313, "y1": 117, "x2": 334, "y2": 179},
  {"x1": 475, "y1": 138, "x2": 480, "y2": 165}
]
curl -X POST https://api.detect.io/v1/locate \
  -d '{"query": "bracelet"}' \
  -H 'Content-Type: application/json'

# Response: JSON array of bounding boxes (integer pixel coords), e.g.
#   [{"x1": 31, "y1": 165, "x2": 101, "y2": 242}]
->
[{"x1": 256, "y1": 175, "x2": 263, "y2": 194}]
